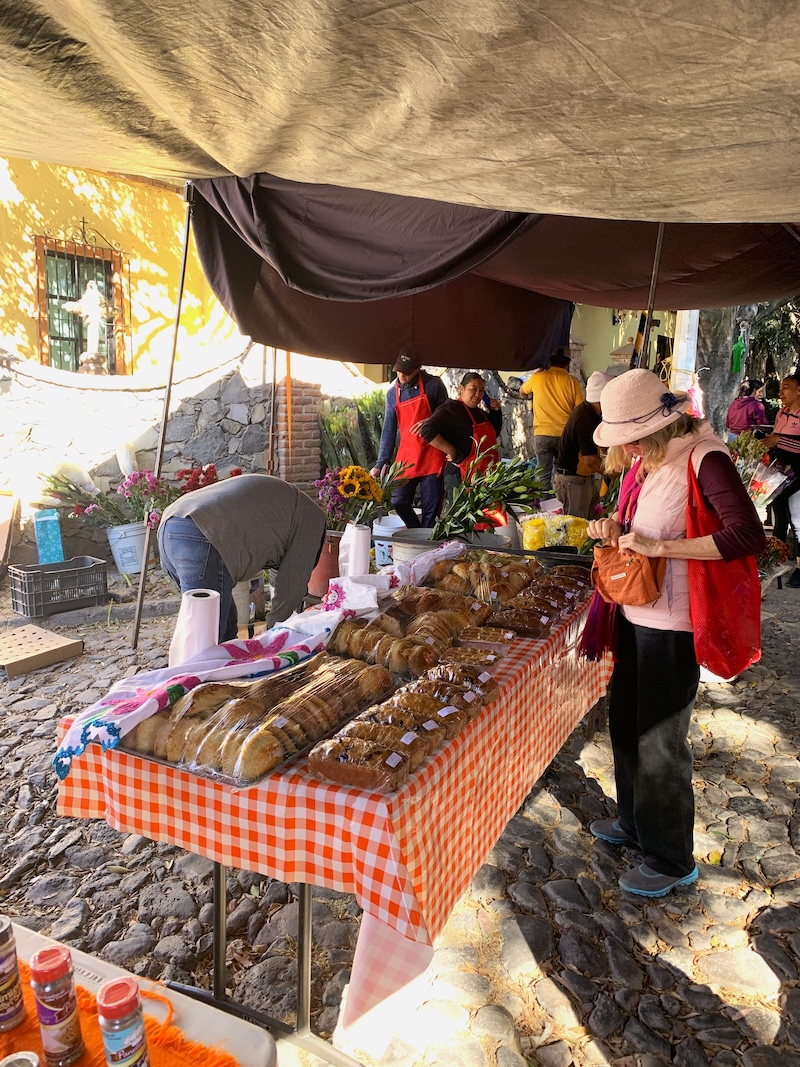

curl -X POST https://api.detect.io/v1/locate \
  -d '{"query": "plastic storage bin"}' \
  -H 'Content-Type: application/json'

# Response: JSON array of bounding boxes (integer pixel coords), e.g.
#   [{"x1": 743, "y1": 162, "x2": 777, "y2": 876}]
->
[{"x1": 9, "y1": 556, "x2": 108, "y2": 618}]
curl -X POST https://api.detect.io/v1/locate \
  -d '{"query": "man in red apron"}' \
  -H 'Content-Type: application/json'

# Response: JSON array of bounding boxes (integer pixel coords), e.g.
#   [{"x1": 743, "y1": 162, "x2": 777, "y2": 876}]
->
[{"x1": 371, "y1": 349, "x2": 448, "y2": 527}]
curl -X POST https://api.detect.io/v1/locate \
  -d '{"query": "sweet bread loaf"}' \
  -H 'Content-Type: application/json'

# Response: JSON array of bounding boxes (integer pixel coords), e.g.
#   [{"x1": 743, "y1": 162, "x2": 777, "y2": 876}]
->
[
  {"x1": 384, "y1": 690, "x2": 446, "y2": 717},
  {"x1": 359, "y1": 702, "x2": 448, "y2": 750},
  {"x1": 402, "y1": 679, "x2": 483, "y2": 715},
  {"x1": 406, "y1": 643, "x2": 438, "y2": 676},
  {"x1": 308, "y1": 736, "x2": 410, "y2": 792},
  {"x1": 430, "y1": 704, "x2": 473, "y2": 740},
  {"x1": 232, "y1": 724, "x2": 285, "y2": 782},
  {"x1": 491, "y1": 608, "x2": 553, "y2": 638},
  {"x1": 339, "y1": 720, "x2": 430, "y2": 772},
  {"x1": 458, "y1": 625, "x2": 516, "y2": 652},
  {"x1": 355, "y1": 663, "x2": 394, "y2": 702},
  {"x1": 421, "y1": 662, "x2": 498, "y2": 696},
  {"x1": 439, "y1": 646, "x2": 500, "y2": 669}
]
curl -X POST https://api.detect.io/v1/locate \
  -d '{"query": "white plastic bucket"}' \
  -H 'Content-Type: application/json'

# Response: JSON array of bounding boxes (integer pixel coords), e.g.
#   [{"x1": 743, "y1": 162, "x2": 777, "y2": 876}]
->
[
  {"x1": 372, "y1": 514, "x2": 407, "y2": 566},
  {"x1": 106, "y1": 521, "x2": 147, "y2": 574},
  {"x1": 391, "y1": 528, "x2": 440, "y2": 563}
]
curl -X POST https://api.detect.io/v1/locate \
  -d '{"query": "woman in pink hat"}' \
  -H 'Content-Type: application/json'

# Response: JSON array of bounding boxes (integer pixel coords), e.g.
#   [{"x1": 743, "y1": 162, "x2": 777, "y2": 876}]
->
[{"x1": 586, "y1": 369, "x2": 765, "y2": 897}]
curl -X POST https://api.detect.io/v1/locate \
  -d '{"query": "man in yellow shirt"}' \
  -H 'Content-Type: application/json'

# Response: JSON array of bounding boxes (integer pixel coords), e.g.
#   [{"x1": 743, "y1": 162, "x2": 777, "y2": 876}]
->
[{"x1": 520, "y1": 348, "x2": 584, "y2": 487}]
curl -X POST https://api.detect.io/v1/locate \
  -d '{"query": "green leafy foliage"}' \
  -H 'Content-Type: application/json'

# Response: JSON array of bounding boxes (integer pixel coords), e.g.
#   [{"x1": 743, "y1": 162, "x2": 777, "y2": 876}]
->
[{"x1": 432, "y1": 446, "x2": 546, "y2": 542}]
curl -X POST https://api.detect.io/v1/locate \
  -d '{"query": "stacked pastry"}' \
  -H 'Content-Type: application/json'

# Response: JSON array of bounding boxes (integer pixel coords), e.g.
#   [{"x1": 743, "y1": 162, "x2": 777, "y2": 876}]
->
[
  {"x1": 328, "y1": 599, "x2": 477, "y2": 674},
  {"x1": 426, "y1": 554, "x2": 538, "y2": 605},
  {"x1": 493, "y1": 566, "x2": 592, "y2": 636},
  {"x1": 307, "y1": 661, "x2": 499, "y2": 792},
  {"x1": 124, "y1": 655, "x2": 394, "y2": 784}
]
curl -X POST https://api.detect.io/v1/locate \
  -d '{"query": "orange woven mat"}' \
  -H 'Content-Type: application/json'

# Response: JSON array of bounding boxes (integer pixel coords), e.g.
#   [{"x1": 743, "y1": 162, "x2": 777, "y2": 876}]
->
[{"x1": 1, "y1": 961, "x2": 242, "y2": 1067}]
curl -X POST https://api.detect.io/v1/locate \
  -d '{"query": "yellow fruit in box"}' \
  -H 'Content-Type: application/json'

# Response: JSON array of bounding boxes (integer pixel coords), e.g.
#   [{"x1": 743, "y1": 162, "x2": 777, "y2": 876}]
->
[{"x1": 522, "y1": 514, "x2": 588, "y2": 550}]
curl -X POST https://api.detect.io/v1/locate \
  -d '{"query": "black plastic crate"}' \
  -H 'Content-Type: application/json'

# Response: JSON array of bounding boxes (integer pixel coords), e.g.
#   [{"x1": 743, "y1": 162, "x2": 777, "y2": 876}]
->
[{"x1": 9, "y1": 556, "x2": 109, "y2": 618}]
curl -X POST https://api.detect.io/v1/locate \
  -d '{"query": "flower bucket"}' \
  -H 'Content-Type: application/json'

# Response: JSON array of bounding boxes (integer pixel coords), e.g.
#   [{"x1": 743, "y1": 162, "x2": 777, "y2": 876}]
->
[
  {"x1": 307, "y1": 530, "x2": 343, "y2": 598},
  {"x1": 107, "y1": 521, "x2": 147, "y2": 574}
]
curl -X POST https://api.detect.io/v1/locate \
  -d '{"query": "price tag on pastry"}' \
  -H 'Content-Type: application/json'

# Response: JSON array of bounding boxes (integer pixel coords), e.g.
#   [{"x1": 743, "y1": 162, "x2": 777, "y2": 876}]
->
[
  {"x1": 437, "y1": 705, "x2": 459, "y2": 718},
  {"x1": 384, "y1": 752, "x2": 404, "y2": 768},
  {"x1": 400, "y1": 731, "x2": 418, "y2": 745}
]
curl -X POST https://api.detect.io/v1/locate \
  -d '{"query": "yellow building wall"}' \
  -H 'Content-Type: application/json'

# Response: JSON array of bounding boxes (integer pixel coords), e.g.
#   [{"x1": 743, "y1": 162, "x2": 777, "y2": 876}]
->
[
  {"x1": 571, "y1": 304, "x2": 677, "y2": 377},
  {"x1": 0, "y1": 157, "x2": 240, "y2": 374}
]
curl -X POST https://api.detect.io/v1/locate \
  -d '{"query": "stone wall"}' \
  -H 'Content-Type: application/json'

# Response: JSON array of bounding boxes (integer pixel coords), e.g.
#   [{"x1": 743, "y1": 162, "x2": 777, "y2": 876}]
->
[{"x1": 0, "y1": 347, "x2": 323, "y2": 565}]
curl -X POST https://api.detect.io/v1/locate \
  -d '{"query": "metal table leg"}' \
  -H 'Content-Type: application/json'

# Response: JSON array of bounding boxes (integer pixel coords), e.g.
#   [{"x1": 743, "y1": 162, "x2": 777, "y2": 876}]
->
[{"x1": 168, "y1": 862, "x2": 364, "y2": 1067}]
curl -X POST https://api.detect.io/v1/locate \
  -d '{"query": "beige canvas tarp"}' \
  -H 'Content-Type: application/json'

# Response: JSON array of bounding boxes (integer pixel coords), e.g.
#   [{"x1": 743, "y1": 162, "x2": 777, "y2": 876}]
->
[{"x1": 1, "y1": 0, "x2": 799, "y2": 223}]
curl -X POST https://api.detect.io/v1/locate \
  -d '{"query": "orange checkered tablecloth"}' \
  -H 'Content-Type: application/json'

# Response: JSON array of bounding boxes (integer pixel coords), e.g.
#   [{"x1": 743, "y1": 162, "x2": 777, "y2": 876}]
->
[{"x1": 57, "y1": 604, "x2": 611, "y2": 950}]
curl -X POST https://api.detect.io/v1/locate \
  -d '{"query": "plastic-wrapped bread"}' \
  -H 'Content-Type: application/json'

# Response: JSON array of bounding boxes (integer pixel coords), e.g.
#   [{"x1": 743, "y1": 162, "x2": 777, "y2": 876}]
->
[
  {"x1": 435, "y1": 573, "x2": 472, "y2": 596},
  {"x1": 308, "y1": 736, "x2": 411, "y2": 792},
  {"x1": 549, "y1": 565, "x2": 593, "y2": 587},
  {"x1": 510, "y1": 589, "x2": 563, "y2": 619},
  {"x1": 382, "y1": 690, "x2": 446, "y2": 718},
  {"x1": 359, "y1": 702, "x2": 448, "y2": 750},
  {"x1": 427, "y1": 559, "x2": 458, "y2": 581},
  {"x1": 526, "y1": 582, "x2": 574, "y2": 610},
  {"x1": 126, "y1": 710, "x2": 170, "y2": 755},
  {"x1": 499, "y1": 569, "x2": 532, "y2": 592},
  {"x1": 457, "y1": 625, "x2": 516, "y2": 653},
  {"x1": 429, "y1": 704, "x2": 473, "y2": 740},
  {"x1": 353, "y1": 663, "x2": 394, "y2": 702},
  {"x1": 330, "y1": 619, "x2": 363, "y2": 656},
  {"x1": 152, "y1": 716, "x2": 175, "y2": 760},
  {"x1": 421, "y1": 664, "x2": 500, "y2": 703},
  {"x1": 491, "y1": 608, "x2": 554, "y2": 638},
  {"x1": 401, "y1": 679, "x2": 484, "y2": 717},
  {"x1": 231, "y1": 724, "x2": 286, "y2": 782},
  {"x1": 339, "y1": 720, "x2": 430, "y2": 772},
  {"x1": 363, "y1": 612, "x2": 406, "y2": 638},
  {"x1": 164, "y1": 713, "x2": 214, "y2": 764},
  {"x1": 169, "y1": 681, "x2": 249, "y2": 720},
  {"x1": 190, "y1": 694, "x2": 269, "y2": 769},
  {"x1": 439, "y1": 645, "x2": 501, "y2": 669}
]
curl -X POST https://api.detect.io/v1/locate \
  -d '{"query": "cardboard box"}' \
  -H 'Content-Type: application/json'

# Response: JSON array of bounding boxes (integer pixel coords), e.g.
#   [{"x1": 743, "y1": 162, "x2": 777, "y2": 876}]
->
[{"x1": 0, "y1": 624, "x2": 84, "y2": 679}]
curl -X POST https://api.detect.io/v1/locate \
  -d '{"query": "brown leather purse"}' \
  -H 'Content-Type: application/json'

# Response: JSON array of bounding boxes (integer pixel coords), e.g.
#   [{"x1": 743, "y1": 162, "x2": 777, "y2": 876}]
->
[{"x1": 591, "y1": 544, "x2": 666, "y2": 607}]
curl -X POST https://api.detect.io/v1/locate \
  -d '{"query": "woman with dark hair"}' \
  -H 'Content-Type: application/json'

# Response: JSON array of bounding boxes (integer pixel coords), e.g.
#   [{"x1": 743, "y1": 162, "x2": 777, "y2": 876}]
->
[
  {"x1": 763, "y1": 372, "x2": 800, "y2": 587},
  {"x1": 725, "y1": 378, "x2": 767, "y2": 438},
  {"x1": 414, "y1": 372, "x2": 503, "y2": 477},
  {"x1": 586, "y1": 370, "x2": 765, "y2": 897}
]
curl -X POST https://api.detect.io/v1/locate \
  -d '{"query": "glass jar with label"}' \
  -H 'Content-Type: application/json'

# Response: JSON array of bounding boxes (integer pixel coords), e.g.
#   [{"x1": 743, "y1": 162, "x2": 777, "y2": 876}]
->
[
  {"x1": 0, "y1": 917, "x2": 25, "y2": 1032},
  {"x1": 97, "y1": 976, "x2": 149, "y2": 1067},
  {"x1": 29, "y1": 946, "x2": 84, "y2": 1067}
]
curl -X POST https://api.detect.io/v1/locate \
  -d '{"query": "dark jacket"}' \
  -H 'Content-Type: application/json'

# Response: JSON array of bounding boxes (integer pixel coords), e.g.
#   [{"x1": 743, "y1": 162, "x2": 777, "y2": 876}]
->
[{"x1": 419, "y1": 399, "x2": 503, "y2": 464}]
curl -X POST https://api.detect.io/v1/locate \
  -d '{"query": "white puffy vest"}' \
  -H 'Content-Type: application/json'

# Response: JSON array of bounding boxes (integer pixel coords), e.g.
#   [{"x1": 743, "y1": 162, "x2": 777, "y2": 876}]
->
[{"x1": 622, "y1": 422, "x2": 729, "y2": 632}]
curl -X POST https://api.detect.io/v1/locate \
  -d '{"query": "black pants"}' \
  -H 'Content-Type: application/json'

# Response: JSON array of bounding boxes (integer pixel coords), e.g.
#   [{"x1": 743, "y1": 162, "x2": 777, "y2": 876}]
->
[
  {"x1": 608, "y1": 615, "x2": 699, "y2": 877},
  {"x1": 391, "y1": 473, "x2": 444, "y2": 528}
]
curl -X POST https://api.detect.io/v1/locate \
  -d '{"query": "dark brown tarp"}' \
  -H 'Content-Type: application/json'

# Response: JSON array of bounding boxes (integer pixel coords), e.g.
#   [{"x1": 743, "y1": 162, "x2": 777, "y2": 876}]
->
[{"x1": 191, "y1": 174, "x2": 800, "y2": 370}]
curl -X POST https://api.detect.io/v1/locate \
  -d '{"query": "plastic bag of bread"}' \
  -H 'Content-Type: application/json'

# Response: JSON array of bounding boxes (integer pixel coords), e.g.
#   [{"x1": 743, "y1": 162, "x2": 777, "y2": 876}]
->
[
  {"x1": 549, "y1": 565, "x2": 592, "y2": 588},
  {"x1": 426, "y1": 559, "x2": 459, "y2": 582},
  {"x1": 363, "y1": 612, "x2": 406, "y2": 639},
  {"x1": 382, "y1": 689, "x2": 449, "y2": 719},
  {"x1": 358, "y1": 702, "x2": 448, "y2": 752},
  {"x1": 439, "y1": 646, "x2": 501, "y2": 669},
  {"x1": 491, "y1": 608, "x2": 555, "y2": 639},
  {"x1": 457, "y1": 625, "x2": 516, "y2": 654},
  {"x1": 434, "y1": 572, "x2": 473, "y2": 596},
  {"x1": 308, "y1": 736, "x2": 411, "y2": 792},
  {"x1": 125, "y1": 709, "x2": 171, "y2": 756},
  {"x1": 420, "y1": 664, "x2": 500, "y2": 703},
  {"x1": 339, "y1": 720, "x2": 430, "y2": 772},
  {"x1": 400, "y1": 679, "x2": 484, "y2": 717},
  {"x1": 525, "y1": 581, "x2": 575, "y2": 610},
  {"x1": 391, "y1": 587, "x2": 493, "y2": 625},
  {"x1": 430, "y1": 703, "x2": 473, "y2": 740}
]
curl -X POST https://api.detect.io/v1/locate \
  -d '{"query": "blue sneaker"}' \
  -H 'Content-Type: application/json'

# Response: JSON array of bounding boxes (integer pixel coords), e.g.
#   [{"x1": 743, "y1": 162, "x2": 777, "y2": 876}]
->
[{"x1": 619, "y1": 863, "x2": 699, "y2": 897}]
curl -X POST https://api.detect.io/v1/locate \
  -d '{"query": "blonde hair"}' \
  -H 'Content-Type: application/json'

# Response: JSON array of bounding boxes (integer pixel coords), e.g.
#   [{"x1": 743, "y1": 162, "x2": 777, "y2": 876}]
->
[{"x1": 603, "y1": 414, "x2": 701, "y2": 475}]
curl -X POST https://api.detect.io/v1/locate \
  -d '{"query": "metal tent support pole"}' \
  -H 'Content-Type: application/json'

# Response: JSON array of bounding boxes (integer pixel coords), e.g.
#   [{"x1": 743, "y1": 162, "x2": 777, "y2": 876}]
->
[
  {"x1": 639, "y1": 221, "x2": 665, "y2": 369},
  {"x1": 130, "y1": 182, "x2": 194, "y2": 650}
]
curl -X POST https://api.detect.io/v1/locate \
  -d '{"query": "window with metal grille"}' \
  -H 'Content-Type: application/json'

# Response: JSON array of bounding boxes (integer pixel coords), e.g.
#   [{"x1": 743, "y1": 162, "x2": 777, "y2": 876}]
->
[{"x1": 34, "y1": 232, "x2": 129, "y2": 374}]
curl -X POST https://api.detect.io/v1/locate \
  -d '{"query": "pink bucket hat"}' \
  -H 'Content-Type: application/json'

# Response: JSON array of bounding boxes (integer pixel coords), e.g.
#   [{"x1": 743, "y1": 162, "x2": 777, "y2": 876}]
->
[{"x1": 594, "y1": 369, "x2": 692, "y2": 447}]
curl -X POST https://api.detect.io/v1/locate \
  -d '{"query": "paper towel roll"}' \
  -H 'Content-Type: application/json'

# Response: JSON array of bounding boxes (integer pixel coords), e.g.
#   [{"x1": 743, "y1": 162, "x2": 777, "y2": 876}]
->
[
  {"x1": 346, "y1": 523, "x2": 371, "y2": 577},
  {"x1": 168, "y1": 588, "x2": 221, "y2": 667}
]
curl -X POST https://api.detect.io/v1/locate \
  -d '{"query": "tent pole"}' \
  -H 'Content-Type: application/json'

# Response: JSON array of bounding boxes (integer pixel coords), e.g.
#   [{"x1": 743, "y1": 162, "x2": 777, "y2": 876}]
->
[
  {"x1": 267, "y1": 346, "x2": 278, "y2": 474},
  {"x1": 638, "y1": 222, "x2": 665, "y2": 369},
  {"x1": 130, "y1": 182, "x2": 194, "y2": 650}
]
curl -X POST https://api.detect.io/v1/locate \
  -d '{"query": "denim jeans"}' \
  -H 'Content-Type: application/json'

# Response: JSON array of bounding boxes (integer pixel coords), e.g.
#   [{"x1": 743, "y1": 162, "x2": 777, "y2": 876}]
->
[
  {"x1": 157, "y1": 516, "x2": 238, "y2": 643},
  {"x1": 608, "y1": 615, "x2": 699, "y2": 877},
  {"x1": 534, "y1": 434, "x2": 561, "y2": 489},
  {"x1": 391, "y1": 473, "x2": 444, "y2": 528}
]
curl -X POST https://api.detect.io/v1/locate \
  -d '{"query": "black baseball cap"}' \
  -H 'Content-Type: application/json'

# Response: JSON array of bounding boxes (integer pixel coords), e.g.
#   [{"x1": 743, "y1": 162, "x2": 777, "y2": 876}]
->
[{"x1": 393, "y1": 349, "x2": 422, "y2": 374}]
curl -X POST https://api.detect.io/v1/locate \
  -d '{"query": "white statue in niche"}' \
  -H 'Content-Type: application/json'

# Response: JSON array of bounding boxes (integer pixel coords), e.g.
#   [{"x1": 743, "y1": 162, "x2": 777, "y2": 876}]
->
[{"x1": 61, "y1": 280, "x2": 118, "y2": 374}]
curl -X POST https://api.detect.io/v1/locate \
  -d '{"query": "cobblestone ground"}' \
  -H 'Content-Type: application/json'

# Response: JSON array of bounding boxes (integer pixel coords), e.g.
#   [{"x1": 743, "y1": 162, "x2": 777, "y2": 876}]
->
[{"x1": 0, "y1": 568, "x2": 798, "y2": 1067}]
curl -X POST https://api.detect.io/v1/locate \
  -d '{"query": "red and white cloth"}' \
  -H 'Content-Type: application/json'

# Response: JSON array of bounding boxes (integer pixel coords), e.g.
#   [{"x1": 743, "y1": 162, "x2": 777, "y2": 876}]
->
[{"x1": 57, "y1": 603, "x2": 611, "y2": 1027}]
